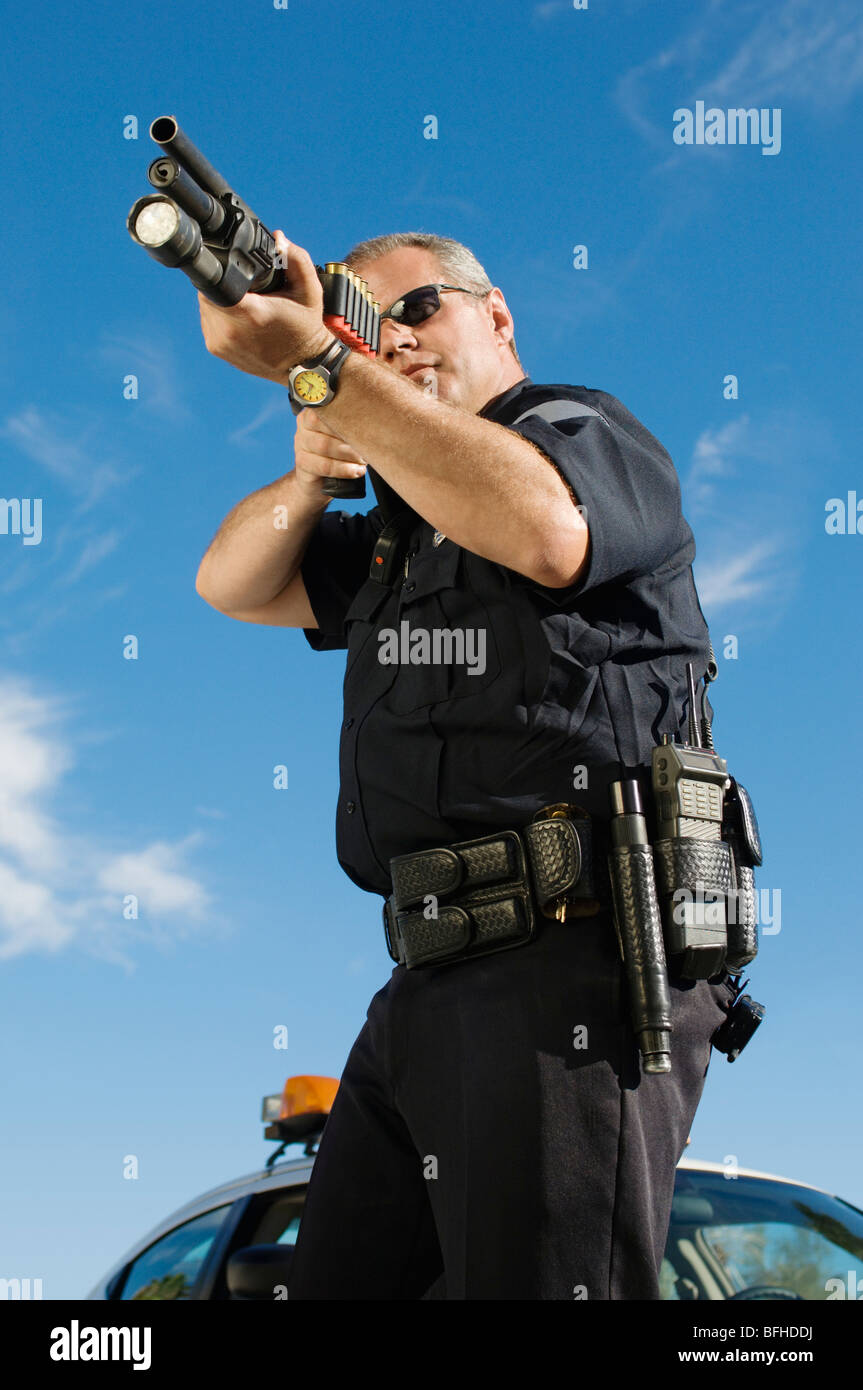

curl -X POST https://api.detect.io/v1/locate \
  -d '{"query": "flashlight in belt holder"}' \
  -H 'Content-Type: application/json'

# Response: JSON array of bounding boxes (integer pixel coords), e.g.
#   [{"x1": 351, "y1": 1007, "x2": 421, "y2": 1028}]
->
[{"x1": 607, "y1": 779, "x2": 673, "y2": 1074}]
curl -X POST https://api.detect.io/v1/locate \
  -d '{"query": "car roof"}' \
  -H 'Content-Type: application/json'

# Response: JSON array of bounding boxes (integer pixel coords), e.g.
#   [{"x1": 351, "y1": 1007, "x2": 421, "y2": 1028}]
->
[
  {"x1": 85, "y1": 1152, "x2": 845, "y2": 1297},
  {"x1": 85, "y1": 1155, "x2": 315, "y2": 1297},
  {"x1": 149, "y1": 1153, "x2": 316, "y2": 1228},
  {"x1": 675, "y1": 1158, "x2": 827, "y2": 1192}
]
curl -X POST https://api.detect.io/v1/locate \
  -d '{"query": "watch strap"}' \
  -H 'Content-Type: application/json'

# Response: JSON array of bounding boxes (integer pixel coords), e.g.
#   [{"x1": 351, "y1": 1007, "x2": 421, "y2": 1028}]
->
[
  {"x1": 319, "y1": 338, "x2": 352, "y2": 390},
  {"x1": 288, "y1": 337, "x2": 352, "y2": 410},
  {"x1": 304, "y1": 337, "x2": 347, "y2": 370}
]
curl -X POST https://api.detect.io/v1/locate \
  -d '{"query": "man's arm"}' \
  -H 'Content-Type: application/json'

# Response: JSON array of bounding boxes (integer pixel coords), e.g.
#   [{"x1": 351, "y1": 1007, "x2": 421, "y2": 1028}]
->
[
  {"x1": 309, "y1": 361, "x2": 589, "y2": 589},
  {"x1": 197, "y1": 236, "x2": 588, "y2": 590},
  {"x1": 195, "y1": 413, "x2": 368, "y2": 625}
]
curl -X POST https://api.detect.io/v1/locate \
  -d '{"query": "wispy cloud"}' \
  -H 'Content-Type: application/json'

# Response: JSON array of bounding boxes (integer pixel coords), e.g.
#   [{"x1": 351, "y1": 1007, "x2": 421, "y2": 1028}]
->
[
  {"x1": 228, "y1": 394, "x2": 293, "y2": 445},
  {"x1": 683, "y1": 408, "x2": 827, "y2": 623},
  {"x1": 1, "y1": 407, "x2": 129, "y2": 508},
  {"x1": 692, "y1": 539, "x2": 781, "y2": 609},
  {"x1": 0, "y1": 525, "x2": 126, "y2": 660},
  {"x1": 391, "y1": 170, "x2": 483, "y2": 222},
  {"x1": 707, "y1": 0, "x2": 863, "y2": 109},
  {"x1": 98, "y1": 330, "x2": 196, "y2": 424},
  {"x1": 687, "y1": 415, "x2": 774, "y2": 516},
  {"x1": 0, "y1": 677, "x2": 217, "y2": 967},
  {"x1": 532, "y1": 1, "x2": 570, "y2": 20},
  {"x1": 617, "y1": 0, "x2": 863, "y2": 163},
  {"x1": 59, "y1": 530, "x2": 122, "y2": 586},
  {"x1": 97, "y1": 840, "x2": 210, "y2": 918}
]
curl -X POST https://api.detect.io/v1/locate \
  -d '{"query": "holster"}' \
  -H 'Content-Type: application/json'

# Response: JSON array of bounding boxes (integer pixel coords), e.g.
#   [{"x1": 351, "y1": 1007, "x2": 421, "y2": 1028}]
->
[
  {"x1": 722, "y1": 778, "x2": 763, "y2": 970},
  {"x1": 382, "y1": 808, "x2": 607, "y2": 969}
]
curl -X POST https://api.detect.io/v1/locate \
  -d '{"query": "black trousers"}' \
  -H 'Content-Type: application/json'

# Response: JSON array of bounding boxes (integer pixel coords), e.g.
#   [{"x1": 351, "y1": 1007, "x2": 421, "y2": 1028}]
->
[{"x1": 288, "y1": 908, "x2": 735, "y2": 1300}]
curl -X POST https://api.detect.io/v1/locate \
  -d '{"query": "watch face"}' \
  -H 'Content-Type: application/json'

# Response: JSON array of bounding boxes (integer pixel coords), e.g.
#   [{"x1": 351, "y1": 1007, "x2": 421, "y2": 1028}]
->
[{"x1": 293, "y1": 369, "x2": 328, "y2": 404}]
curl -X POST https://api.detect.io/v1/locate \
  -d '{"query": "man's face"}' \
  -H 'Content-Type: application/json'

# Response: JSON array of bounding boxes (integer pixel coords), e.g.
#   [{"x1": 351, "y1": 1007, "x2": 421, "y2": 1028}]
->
[{"x1": 353, "y1": 248, "x2": 524, "y2": 414}]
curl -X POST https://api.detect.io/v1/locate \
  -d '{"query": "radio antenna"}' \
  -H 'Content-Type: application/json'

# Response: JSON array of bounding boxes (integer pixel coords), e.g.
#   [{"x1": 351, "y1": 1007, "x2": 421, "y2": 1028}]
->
[{"x1": 686, "y1": 662, "x2": 702, "y2": 748}]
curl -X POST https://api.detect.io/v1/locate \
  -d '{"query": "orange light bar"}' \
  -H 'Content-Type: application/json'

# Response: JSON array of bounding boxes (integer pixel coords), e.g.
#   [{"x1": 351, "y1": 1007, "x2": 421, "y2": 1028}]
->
[{"x1": 279, "y1": 1075, "x2": 339, "y2": 1122}]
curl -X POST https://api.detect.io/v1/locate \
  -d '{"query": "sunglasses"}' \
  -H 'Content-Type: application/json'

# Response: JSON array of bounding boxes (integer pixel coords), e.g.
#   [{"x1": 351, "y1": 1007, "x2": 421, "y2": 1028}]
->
[{"x1": 379, "y1": 283, "x2": 485, "y2": 327}]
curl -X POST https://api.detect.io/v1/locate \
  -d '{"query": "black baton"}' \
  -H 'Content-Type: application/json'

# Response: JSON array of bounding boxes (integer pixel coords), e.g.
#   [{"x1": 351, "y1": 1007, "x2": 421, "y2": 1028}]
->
[{"x1": 608, "y1": 779, "x2": 673, "y2": 1074}]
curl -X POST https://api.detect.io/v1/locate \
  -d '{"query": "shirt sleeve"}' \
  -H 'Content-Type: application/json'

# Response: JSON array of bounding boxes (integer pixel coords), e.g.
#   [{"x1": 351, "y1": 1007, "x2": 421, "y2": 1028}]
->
[
  {"x1": 508, "y1": 392, "x2": 689, "y2": 596},
  {"x1": 300, "y1": 505, "x2": 382, "y2": 651}
]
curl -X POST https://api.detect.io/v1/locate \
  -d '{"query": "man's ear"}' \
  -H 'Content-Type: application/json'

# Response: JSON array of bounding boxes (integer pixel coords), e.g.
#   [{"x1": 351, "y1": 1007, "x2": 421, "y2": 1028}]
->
[{"x1": 487, "y1": 288, "x2": 515, "y2": 349}]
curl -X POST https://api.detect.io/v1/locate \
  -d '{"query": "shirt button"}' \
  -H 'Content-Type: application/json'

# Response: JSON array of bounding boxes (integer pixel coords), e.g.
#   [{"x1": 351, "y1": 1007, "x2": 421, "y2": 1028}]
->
[
  {"x1": 344, "y1": 716, "x2": 354, "y2": 729},
  {"x1": 346, "y1": 800, "x2": 356, "y2": 814},
  {"x1": 404, "y1": 581, "x2": 416, "y2": 593}
]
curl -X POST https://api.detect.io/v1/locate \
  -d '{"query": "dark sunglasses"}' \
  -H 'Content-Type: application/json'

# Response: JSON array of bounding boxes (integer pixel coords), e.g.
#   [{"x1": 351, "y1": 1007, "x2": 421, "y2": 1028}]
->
[{"x1": 379, "y1": 283, "x2": 485, "y2": 327}]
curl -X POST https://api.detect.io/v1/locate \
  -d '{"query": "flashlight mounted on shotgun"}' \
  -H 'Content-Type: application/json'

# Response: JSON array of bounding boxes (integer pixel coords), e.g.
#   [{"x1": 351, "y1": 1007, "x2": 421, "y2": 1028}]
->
[{"x1": 127, "y1": 116, "x2": 380, "y2": 498}]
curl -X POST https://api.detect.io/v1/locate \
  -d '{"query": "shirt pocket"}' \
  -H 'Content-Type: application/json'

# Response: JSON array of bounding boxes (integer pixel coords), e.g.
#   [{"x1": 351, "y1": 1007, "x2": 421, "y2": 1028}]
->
[
  {"x1": 386, "y1": 543, "x2": 503, "y2": 714},
  {"x1": 343, "y1": 577, "x2": 393, "y2": 682},
  {"x1": 511, "y1": 581, "x2": 612, "y2": 732}
]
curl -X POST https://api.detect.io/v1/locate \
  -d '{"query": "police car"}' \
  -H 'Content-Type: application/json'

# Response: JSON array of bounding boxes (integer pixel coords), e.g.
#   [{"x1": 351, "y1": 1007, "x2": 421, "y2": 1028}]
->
[{"x1": 85, "y1": 1075, "x2": 863, "y2": 1301}]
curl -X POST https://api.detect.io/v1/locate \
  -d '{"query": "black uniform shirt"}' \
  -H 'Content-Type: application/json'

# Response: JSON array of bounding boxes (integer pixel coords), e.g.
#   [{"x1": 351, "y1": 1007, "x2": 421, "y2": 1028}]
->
[{"x1": 300, "y1": 377, "x2": 713, "y2": 898}]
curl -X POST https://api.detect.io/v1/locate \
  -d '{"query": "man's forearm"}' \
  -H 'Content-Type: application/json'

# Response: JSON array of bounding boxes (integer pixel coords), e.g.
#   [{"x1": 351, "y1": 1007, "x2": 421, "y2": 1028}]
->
[
  {"x1": 195, "y1": 468, "x2": 328, "y2": 611},
  {"x1": 315, "y1": 353, "x2": 584, "y2": 583}
]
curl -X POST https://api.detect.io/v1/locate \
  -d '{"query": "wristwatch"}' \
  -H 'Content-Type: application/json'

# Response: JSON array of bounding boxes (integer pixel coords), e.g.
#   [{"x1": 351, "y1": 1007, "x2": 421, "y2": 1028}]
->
[{"x1": 287, "y1": 337, "x2": 352, "y2": 408}]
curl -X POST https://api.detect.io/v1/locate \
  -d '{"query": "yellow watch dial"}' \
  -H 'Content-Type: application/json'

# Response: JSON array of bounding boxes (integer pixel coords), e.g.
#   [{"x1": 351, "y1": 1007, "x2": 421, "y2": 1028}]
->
[{"x1": 294, "y1": 369, "x2": 328, "y2": 404}]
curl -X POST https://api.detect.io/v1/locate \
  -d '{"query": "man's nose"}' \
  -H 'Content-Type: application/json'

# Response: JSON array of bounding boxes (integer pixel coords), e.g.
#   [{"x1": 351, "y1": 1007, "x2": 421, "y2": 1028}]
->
[{"x1": 380, "y1": 320, "x2": 420, "y2": 362}]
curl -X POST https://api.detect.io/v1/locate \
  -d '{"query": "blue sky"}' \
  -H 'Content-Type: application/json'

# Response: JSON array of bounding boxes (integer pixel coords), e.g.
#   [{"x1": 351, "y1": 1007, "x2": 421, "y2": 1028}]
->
[{"x1": 2, "y1": 0, "x2": 861, "y2": 1299}]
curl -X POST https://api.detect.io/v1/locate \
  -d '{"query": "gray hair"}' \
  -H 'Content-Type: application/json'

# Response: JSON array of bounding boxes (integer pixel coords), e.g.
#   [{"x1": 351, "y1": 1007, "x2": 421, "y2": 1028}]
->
[{"x1": 342, "y1": 231, "x2": 522, "y2": 368}]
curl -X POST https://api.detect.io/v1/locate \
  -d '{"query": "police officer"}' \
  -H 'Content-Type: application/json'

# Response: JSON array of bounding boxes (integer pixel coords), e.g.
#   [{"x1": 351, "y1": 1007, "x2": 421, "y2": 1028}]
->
[{"x1": 195, "y1": 230, "x2": 737, "y2": 1300}]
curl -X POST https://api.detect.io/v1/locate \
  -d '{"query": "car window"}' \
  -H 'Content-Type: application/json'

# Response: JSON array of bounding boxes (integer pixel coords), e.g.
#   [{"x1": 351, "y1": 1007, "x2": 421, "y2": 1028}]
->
[
  {"x1": 664, "y1": 1171, "x2": 863, "y2": 1300},
  {"x1": 119, "y1": 1204, "x2": 234, "y2": 1300},
  {"x1": 701, "y1": 1220, "x2": 863, "y2": 1300},
  {"x1": 245, "y1": 1193, "x2": 305, "y2": 1246}
]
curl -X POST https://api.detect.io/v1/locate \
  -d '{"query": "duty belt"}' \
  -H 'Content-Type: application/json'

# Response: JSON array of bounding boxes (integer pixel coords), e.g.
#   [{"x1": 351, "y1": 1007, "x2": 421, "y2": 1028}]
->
[{"x1": 382, "y1": 804, "x2": 612, "y2": 969}]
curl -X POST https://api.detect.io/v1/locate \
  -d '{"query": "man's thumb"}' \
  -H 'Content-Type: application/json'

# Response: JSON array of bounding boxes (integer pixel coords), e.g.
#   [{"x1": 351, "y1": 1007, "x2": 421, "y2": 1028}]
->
[{"x1": 273, "y1": 231, "x2": 319, "y2": 304}]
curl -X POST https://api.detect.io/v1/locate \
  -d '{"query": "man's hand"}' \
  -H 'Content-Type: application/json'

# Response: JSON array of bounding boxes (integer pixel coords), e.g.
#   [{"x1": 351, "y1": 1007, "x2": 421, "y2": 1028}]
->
[
  {"x1": 197, "y1": 230, "x2": 333, "y2": 383},
  {"x1": 294, "y1": 410, "x2": 368, "y2": 500}
]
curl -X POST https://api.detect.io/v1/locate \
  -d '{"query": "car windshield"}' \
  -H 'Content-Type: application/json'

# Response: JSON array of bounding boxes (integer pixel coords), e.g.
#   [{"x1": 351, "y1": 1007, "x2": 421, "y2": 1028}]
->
[{"x1": 662, "y1": 1170, "x2": 863, "y2": 1300}]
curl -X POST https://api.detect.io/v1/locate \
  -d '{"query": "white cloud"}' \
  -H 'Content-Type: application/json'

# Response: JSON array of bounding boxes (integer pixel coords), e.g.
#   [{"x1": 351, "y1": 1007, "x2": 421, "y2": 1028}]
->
[
  {"x1": 682, "y1": 409, "x2": 822, "y2": 622},
  {"x1": 693, "y1": 538, "x2": 779, "y2": 608},
  {"x1": 0, "y1": 861, "x2": 75, "y2": 955},
  {"x1": 0, "y1": 682, "x2": 72, "y2": 871},
  {"x1": 0, "y1": 677, "x2": 215, "y2": 967},
  {"x1": 97, "y1": 839, "x2": 209, "y2": 917},
  {"x1": 686, "y1": 414, "x2": 773, "y2": 515}
]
